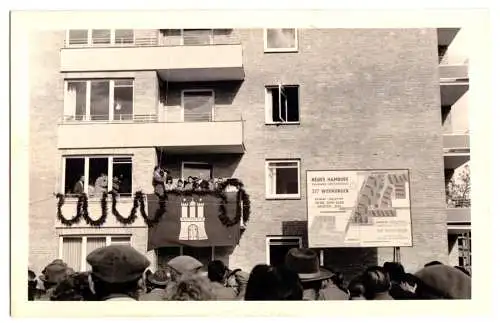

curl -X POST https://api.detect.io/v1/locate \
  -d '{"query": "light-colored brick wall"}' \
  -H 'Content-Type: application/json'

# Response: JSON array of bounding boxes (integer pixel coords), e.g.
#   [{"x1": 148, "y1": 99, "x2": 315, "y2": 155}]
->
[{"x1": 29, "y1": 29, "x2": 449, "y2": 277}]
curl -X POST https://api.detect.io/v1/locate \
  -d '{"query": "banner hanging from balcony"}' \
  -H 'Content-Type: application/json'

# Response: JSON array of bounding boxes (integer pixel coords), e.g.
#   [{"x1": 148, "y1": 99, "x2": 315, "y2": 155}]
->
[
  {"x1": 306, "y1": 169, "x2": 413, "y2": 248},
  {"x1": 146, "y1": 187, "x2": 244, "y2": 250}
]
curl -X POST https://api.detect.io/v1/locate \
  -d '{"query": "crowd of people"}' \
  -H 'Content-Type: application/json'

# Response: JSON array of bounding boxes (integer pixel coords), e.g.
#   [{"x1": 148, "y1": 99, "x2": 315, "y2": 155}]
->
[
  {"x1": 152, "y1": 166, "x2": 235, "y2": 196},
  {"x1": 28, "y1": 245, "x2": 471, "y2": 301}
]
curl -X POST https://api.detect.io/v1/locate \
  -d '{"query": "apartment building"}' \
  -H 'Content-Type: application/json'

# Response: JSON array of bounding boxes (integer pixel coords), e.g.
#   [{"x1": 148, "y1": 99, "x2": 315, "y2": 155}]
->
[
  {"x1": 29, "y1": 28, "x2": 467, "y2": 276},
  {"x1": 438, "y1": 28, "x2": 471, "y2": 273}
]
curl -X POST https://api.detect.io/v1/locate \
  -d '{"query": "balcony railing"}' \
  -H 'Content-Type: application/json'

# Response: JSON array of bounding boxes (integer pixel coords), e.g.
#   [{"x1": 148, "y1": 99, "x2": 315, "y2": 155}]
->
[
  {"x1": 61, "y1": 114, "x2": 158, "y2": 124},
  {"x1": 64, "y1": 30, "x2": 240, "y2": 48},
  {"x1": 447, "y1": 197, "x2": 471, "y2": 208}
]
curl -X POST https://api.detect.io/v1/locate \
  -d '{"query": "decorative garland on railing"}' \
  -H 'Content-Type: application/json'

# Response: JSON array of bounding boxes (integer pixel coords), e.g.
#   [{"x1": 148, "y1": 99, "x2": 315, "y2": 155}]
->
[{"x1": 55, "y1": 179, "x2": 251, "y2": 228}]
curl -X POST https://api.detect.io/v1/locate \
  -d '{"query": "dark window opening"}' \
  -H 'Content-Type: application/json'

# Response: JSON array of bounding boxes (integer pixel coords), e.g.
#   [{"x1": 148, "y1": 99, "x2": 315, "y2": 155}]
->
[{"x1": 269, "y1": 86, "x2": 299, "y2": 123}]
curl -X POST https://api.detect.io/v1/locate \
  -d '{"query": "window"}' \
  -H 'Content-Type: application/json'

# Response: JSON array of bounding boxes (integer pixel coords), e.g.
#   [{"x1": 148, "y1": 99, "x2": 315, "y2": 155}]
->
[
  {"x1": 266, "y1": 236, "x2": 302, "y2": 266},
  {"x1": 156, "y1": 246, "x2": 229, "y2": 271},
  {"x1": 264, "y1": 29, "x2": 298, "y2": 52},
  {"x1": 65, "y1": 79, "x2": 134, "y2": 121},
  {"x1": 60, "y1": 235, "x2": 131, "y2": 272},
  {"x1": 182, "y1": 162, "x2": 213, "y2": 180},
  {"x1": 66, "y1": 29, "x2": 136, "y2": 46},
  {"x1": 265, "y1": 160, "x2": 301, "y2": 199},
  {"x1": 265, "y1": 85, "x2": 299, "y2": 124},
  {"x1": 181, "y1": 90, "x2": 214, "y2": 122},
  {"x1": 182, "y1": 29, "x2": 213, "y2": 45},
  {"x1": 63, "y1": 156, "x2": 133, "y2": 197},
  {"x1": 115, "y1": 29, "x2": 134, "y2": 44}
]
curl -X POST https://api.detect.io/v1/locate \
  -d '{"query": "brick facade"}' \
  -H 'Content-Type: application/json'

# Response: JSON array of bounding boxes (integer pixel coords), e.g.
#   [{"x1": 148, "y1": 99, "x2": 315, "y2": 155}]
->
[{"x1": 29, "y1": 28, "x2": 448, "y2": 276}]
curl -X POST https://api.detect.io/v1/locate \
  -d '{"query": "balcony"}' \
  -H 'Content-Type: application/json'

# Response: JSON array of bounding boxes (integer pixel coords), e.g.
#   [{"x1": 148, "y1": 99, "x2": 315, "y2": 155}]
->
[
  {"x1": 60, "y1": 30, "x2": 244, "y2": 82},
  {"x1": 446, "y1": 198, "x2": 471, "y2": 225},
  {"x1": 55, "y1": 196, "x2": 148, "y2": 229},
  {"x1": 57, "y1": 113, "x2": 245, "y2": 153},
  {"x1": 443, "y1": 133, "x2": 470, "y2": 169}
]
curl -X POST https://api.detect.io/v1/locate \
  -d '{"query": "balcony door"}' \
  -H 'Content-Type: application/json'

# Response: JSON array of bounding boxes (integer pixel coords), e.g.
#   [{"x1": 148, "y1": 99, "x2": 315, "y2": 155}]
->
[{"x1": 182, "y1": 90, "x2": 214, "y2": 122}]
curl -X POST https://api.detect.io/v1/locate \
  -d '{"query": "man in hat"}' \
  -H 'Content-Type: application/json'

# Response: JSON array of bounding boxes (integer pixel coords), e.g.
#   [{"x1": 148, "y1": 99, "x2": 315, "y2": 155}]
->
[
  {"x1": 413, "y1": 264, "x2": 471, "y2": 299},
  {"x1": 38, "y1": 259, "x2": 73, "y2": 301},
  {"x1": 284, "y1": 248, "x2": 349, "y2": 300},
  {"x1": 86, "y1": 245, "x2": 150, "y2": 301},
  {"x1": 162, "y1": 255, "x2": 204, "y2": 298},
  {"x1": 207, "y1": 260, "x2": 249, "y2": 300},
  {"x1": 139, "y1": 269, "x2": 170, "y2": 301}
]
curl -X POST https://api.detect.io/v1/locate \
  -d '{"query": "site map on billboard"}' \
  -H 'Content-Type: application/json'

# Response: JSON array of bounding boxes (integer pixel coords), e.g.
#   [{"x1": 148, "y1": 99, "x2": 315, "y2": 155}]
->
[{"x1": 306, "y1": 169, "x2": 413, "y2": 248}]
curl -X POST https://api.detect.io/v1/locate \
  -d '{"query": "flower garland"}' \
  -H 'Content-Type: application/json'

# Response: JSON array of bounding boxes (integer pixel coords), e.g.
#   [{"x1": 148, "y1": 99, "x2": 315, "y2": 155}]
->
[{"x1": 55, "y1": 179, "x2": 251, "y2": 228}]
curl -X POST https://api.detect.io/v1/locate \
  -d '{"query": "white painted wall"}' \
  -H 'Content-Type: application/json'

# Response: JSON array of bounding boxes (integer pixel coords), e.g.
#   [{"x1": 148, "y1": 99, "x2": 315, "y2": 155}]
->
[{"x1": 442, "y1": 28, "x2": 469, "y2": 65}]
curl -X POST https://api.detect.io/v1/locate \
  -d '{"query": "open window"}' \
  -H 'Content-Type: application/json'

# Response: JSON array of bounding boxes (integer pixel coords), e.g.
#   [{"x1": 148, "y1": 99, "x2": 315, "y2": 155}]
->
[
  {"x1": 265, "y1": 159, "x2": 301, "y2": 199},
  {"x1": 264, "y1": 29, "x2": 298, "y2": 52},
  {"x1": 265, "y1": 85, "x2": 299, "y2": 124}
]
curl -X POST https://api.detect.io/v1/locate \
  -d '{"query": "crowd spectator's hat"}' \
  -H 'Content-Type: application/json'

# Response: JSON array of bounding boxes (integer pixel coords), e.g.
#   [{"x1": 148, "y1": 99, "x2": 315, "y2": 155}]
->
[
  {"x1": 40, "y1": 259, "x2": 71, "y2": 284},
  {"x1": 86, "y1": 245, "x2": 150, "y2": 284},
  {"x1": 285, "y1": 248, "x2": 334, "y2": 282},
  {"x1": 167, "y1": 256, "x2": 203, "y2": 275},
  {"x1": 414, "y1": 264, "x2": 471, "y2": 299}
]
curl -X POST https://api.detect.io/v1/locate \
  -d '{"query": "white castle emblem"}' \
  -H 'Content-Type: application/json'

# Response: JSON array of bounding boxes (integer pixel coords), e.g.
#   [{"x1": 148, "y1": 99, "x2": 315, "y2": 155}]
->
[{"x1": 179, "y1": 198, "x2": 208, "y2": 241}]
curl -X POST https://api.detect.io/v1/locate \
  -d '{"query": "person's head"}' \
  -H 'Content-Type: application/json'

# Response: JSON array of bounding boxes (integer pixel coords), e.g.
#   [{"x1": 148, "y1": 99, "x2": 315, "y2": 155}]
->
[
  {"x1": 200, "y1": 180, "x2": 210, "y2": 190},
  {"x1": 50, "y1": 272, "x2": 96, "y2": 301},
  {"x1": 177, "y1": 179, "x2": 184, "y2": 187},
  {"x1": 79, "y1": 175, "x2": 84, "y2": 182},
  {"x1": 166, "y1": 256, "x2": 203, "y2": 282},
  {"x1": 361, "y1": 266, "x2": 391, "y2": 299},
  {"x1": 244, "y1": 264, "x2": 303, "y2": 301},
  {"x1": 86, "y1": 245, "x2": 150, "y2": 300},
  {"x1": 414, "y1": 265, "x2": 471, "y2": 299},
  {"x1": 284, "y1": 248, "x2": 334, "y2": 290},
  {"x1": 348, "y1": 276, "x2": 366, "y2": 300},
  {"x1": 331, "y1": 271, "x2": 345, "y2": 288},
  {"x1": 166, "y1": 176, "x2": 173, "y2": 184},
  {"x1": 40, "y1": 259, "x2": 72, "y2": 290},
  {"x1": 188, "y1": 176, "x2": 194, "y2": 183},
  {"x1": 424, "y1": 261, "x2": 443, "y2": 267},
  {"x1": 383, "y1": 262, "x2": 406, "y2": 283},
  {"x1": 146, "y1": 269, "x2": 170, "y2": 290},
  {"x1": 154, "y1": 166, "x2": 160, "y2": 172},
  {"x1": 207, "y1": 260, "x2": 227, "y2": 283},
  {"x1": 164, "y1": 273, "x2": 216, "y2": 301}
]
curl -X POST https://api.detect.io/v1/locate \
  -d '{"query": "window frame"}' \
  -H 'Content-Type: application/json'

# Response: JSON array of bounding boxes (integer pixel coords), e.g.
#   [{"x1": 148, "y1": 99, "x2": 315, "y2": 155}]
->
[
  {"x1": 180, "y1": 29, "x2": 215, "y2": 46},
  {"x1": 265, "y1": 236, "x2": 302, "y2": 265},
  {"x1": 263, "y1": 28, "x2": 299, "y2": 53},
  {"x1": 61, "y1": 155, "x2": 133, "y2": 198},
  {"x1": 180, "y1": 89, "x2": 215, "y2": 122},
  {"x1": 65, "y1": 29, "x2": 136, "y2": 47},
  {"x1": 59, "y1": 234, "x2": 132, "y2": 272},
  {"x1": 64, "y1": 79, "x2": 134, "y2": 122},
  {"x1": 265, "y1": 159, "x2": 301, "y2": 200},
  {"x1": 264, "y1": 85, "x2": 300, "y2": 125}
]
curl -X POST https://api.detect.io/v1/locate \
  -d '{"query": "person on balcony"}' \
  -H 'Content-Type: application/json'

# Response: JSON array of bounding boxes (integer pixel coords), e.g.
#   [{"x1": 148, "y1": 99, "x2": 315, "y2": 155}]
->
[
  {"x1": 184, "y1": 176, "x2": 194, "y2": 191},
  {"x1": 176, "y1": 179, "x2": 184, "y2": 190},
  {"x1": 165, "y1": 176, "x2": 176, "y2": 191},
  {"x1": 72, "y1": 175, "x2": 85, "y2": 195},
  {"x1": 94, "y1": 173, "x2": 108, "y2": 197},
  {"x1": 152, "y1": 166, "x2": 166, "y2": 197}
]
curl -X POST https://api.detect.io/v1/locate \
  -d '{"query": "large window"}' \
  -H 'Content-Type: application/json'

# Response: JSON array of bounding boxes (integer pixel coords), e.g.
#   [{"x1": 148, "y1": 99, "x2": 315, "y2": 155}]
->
[
  {"x1": 63, "y1": 156, "x2": 133, "y2": 197},
  {"x1": 182, "y1": 90, "x2": 214, "y2": 122},
  {"x1": 181, "y1": 29, "x2": 213, "y2": 45},
  {"x1": 265, "y1": 85, "x2": 299, "y2": 124},
  {"x1": 266, "y1": 236, "x2": 302, "y2": 267},
  {"x1": 65, "y1": 79, "x2": 133, "y2": 121},
  {"x1": 67, "y1": 29, "x2": 135, "y2": 46},
  {"x1": 156, "y1": 246, "x2": 229, "y2": 272},
  {"x1": 60, "y1": 235, "x2": 131, "y2": 272},
  {"x1": 264, "y1": 29, "x2": 298, "y2": 52},
  {"x1": 265, "y1": 159, "x2": 301, "y2": 199}
]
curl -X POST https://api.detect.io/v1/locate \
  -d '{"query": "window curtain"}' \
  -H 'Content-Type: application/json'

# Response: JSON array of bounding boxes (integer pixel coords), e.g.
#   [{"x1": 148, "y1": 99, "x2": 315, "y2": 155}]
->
[
  {"x1": 64, "y1": 83, "x2": 77, "y2": 120},
  {"x1": 85, "y1": 237, "x2": 106, "y2": 271},
  {"x1": 62, "y1": 237, "x2": 82, "y2": 271}
]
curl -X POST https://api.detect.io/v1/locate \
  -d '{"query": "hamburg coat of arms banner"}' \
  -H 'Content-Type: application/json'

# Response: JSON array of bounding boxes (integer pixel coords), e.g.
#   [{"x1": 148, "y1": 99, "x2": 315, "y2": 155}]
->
[{"x1": 146, "y1": 192, "x2": 241, "y2": 250}]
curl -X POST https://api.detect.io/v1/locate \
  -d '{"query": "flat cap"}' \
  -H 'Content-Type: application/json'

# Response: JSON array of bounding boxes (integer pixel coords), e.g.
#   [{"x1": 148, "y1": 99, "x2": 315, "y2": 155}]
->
[
  {"x1": 87, "y1": 245, "x2": 150, "y2": 284},
  {"x1": 41, "y1": 259, "x2": 71, "y2": 284},
  {"x1": 167, "y1": 256, "x2": 203, "y2": 274},
  {"x1": 414, "y1": 264, "x2": 471, "y2": 299}
]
